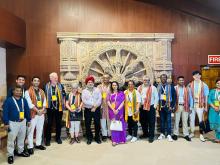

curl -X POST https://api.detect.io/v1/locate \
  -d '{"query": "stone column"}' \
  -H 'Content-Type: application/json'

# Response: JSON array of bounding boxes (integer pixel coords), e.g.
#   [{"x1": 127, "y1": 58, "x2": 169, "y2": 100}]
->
[{"x1": 59, "y1": 38, "x2": 79, "y2": 92}]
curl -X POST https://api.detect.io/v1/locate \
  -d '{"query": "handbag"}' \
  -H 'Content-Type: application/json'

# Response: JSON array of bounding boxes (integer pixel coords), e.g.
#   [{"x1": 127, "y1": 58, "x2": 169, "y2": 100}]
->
[{"x1": 110, "y1": 120, "x2": 123, "y2": 131}]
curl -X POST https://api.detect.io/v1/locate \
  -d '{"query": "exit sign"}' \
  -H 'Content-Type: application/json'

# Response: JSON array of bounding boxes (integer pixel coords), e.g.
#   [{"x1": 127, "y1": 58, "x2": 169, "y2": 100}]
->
[{"x1": 208, "y1": 55, "x2": 220, "y2": 64}]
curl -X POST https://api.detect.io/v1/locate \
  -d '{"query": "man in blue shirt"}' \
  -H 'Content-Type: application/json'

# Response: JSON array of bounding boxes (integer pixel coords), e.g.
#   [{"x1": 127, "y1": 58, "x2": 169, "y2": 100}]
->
[
  {"x1": 3, "y1": 85, "x2": 31, "y2": 164},
  {"x1": 157, "y1": 74, "x2": 176, "y2": 142}
]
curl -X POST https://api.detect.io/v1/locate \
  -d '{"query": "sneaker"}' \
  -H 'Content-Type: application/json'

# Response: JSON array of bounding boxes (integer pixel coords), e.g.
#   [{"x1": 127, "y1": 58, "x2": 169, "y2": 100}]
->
[
  {"x1": 200, "y1": 134, "x2": 206, "y2": 142},
  {"x1": 158, "y1": 134, "x2": 165, "y2": 140},
  {"x1": 126, "y1": 135, "x2": 132, "y2": 141},
  {"x1": 189, "y1": 133, "x2": 194, "y2": 138},
  {"x1": 167, "y1": 135, "x2": 173, "y2": 142},
  {"x1": 130, "y1": 137, "x2": 138, "y2": 143}
]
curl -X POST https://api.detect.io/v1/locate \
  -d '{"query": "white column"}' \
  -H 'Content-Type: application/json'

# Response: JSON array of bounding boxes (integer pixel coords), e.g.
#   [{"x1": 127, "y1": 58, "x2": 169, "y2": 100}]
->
[{"x1": 0, "y1": 47, "x2": 6, "y2": 109}]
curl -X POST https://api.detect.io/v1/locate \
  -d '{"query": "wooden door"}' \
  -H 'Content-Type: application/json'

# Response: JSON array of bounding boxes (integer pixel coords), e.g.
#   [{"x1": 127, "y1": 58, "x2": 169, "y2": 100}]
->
[{"x1": 201, "y1": 66, "x2": 220, "y2": 89}]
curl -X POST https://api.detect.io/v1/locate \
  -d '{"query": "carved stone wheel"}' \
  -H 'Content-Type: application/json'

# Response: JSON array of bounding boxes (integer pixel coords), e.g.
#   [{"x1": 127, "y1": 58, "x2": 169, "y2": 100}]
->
[{"x1": 87, "y1": 48, "x2": 149, "y2": 86}]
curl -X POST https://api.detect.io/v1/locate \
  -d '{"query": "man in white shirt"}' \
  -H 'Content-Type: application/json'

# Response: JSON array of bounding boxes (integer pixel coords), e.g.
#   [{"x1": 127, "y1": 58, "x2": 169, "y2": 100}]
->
[
  {"x1": 25, "y1": 76, "x2": 47, "y2": 155},
  {"x1": 138, "y1": 76, "x2": 158, "y2": 143},
  {"x1": 82, "y1": 76, "x2": 102, "y2": 145}
]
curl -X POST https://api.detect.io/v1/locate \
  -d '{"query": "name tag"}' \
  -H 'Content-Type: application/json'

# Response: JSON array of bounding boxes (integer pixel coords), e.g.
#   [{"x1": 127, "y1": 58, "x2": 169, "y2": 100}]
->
[
  {"x1": 111, "y1": 103, "x2": 116, "y2": 109},
  {"x1": 52, "y1": 95, "x2": 57, "y2": 101},
  {"x1": 37, "y1": 101, "x2": 42, "y2": 108},
  {"x1": 161, "y1": 94, "x2": 166, "y2": 101},
  {"x1": 102, "y1": 92, "x2": 107, "y2": 99},
  {"x1": 71, "y1": 104, "x2": 76, "y2": 110},
  {"x1": 19, "y1": 112, "x2": 24, "y2": 120},
  {"x1": 128, "y1": 102, "x2": 132, "y2": 107},
  {"x1": 214, "y1": 100, "x2": 220, "y2": 107}
]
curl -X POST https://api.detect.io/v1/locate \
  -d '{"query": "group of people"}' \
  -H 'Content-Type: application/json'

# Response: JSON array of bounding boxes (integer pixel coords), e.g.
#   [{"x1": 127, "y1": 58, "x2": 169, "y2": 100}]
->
[{"x1": 2, "y1": 71, "x2": 220, "y2": 164}]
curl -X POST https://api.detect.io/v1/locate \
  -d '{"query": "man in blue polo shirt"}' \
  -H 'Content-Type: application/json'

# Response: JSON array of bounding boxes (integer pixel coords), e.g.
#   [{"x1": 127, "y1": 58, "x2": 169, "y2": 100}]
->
[{"x1": 3, "y1": 85, "x2": 31, "y2": 164}]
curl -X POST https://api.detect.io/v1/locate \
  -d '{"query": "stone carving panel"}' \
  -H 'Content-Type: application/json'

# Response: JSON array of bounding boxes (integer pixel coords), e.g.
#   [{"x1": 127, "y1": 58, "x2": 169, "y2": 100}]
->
[{"x1": 57, "y1": 33, "x2": 174, "y2": 91}]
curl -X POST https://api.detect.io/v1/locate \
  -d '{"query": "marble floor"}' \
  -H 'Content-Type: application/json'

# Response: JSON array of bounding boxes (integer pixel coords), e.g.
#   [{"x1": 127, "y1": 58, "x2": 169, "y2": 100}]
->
[{"x1": 0, "y1": 132, "x2": 219, "y2": 165}]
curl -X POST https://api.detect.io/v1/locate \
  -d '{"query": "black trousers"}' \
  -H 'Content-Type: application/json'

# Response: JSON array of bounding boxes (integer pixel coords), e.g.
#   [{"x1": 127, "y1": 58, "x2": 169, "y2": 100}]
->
[
  {"x1": 84, "y1": 107, "x2": 101, "y2": 141},
  {"x1": 128, "y1": 116, "x2": 138, "y2": 137},
  {"x1": 46, "y1": 109, "x2": 63, "y2": 142},
  {"x1": 140, "y1": 105, "x2": 156, "y2": 139}
]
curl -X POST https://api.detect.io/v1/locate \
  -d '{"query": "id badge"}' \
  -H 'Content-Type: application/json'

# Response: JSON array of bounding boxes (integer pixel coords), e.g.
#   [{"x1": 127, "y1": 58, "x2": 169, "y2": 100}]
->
[
  {"x1": 102, "y1": 92, "x2": 107, "y2": 99},
  {"x1": 111, "y1": 103, "x2": 116, "y2": 109},
  {"x1": 214, "y1": 100, "x2": 220, "y2": 107},
  {"x1": 71, "y1": 104, "x2": 76, "y2": 110},
  {"x1": 52, "y1": 95, "x2": 57, "y2": 101},
  {"x1": 161, "y1": 94, "x2": 166, "y2": 101},
  {"x1": 128, "y1": 102, "x2": 132, "y2": 107},
  {"x1": 19, "y1": 112, "x2": 24, "y2": 120},
  {"x1": 37, "y1": 101, "x2": 42, "y2": 108}
]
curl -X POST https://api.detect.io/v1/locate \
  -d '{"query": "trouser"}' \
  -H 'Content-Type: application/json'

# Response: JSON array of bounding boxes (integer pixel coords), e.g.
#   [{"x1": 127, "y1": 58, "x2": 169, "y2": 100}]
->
[
  {"x1": 84, "y1": 107, "x2": 101, "y2": 141},
  {"x1": 69, "y1": 121, "x2": 81, "y2": 134},
  {"x1": 28, "y1": 114, "x2": 45, "y2": 149},
  {"x1": 46, "y1": 109, "x2": 63, "y2": 142},
  {"x1": 100, "y1": 118, "x2": 111, "y2": 137},
  {"x1": 140, "y1": 105, "x2": 156, "y2": 139},
  {"x1": 7, "y1": 119, "x2": 27, "y2": 157},
  {"x1": 190, "y1": 107, "x2": 204, "y2": 134},
  {"x1": 173, "y1": 105, "x2": 189, "y2": 136},
  {"x1": 159, "y1": 106, "x2": 172, "y2": 135},
  {"x1": 127, "y1": 116, "x2": 138, "y2": 137}
]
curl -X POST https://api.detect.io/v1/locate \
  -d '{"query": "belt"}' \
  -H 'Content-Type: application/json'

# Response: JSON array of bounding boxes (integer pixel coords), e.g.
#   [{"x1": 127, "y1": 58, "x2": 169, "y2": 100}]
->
[
  {"x1": 178, "y1": 104, "x2": 184, "y2": 106},
  {"x1": 10, "y1": 119, "x2": 24, "y2": 122}
]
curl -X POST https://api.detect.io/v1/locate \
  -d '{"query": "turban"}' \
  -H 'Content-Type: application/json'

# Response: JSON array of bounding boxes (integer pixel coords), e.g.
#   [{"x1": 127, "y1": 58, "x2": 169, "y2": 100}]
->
[{"x1": 85, "y1": 76, "x2": 95, "y2": 84}]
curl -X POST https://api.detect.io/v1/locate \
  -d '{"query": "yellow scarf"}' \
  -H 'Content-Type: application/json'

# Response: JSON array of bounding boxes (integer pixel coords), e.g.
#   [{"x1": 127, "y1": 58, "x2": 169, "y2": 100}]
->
[{"x1": 124, "y1": 90, "x2": 139, "y2": 122}]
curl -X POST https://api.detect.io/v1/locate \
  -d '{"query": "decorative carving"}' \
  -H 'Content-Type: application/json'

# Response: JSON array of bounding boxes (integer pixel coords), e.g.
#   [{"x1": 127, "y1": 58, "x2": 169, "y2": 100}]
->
[{"x1": 57, "y1": 33, "x2": 174, "y2": 91}]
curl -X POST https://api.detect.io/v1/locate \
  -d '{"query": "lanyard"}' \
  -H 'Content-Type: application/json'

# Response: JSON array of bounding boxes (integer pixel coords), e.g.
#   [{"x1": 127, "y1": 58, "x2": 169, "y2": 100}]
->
[
  {"x1": 194, "y1": 81, "x2": 201, "y2": 97},
  {"x1": 128, "y1": 90, "x2": 134, "y2": 102},
  {"x1": 12, "y1": 97, "x2": 24, "y2": 113},
  {"x1": 35, "y1": 89, "x2": 42, "y2": 101},
  {"x1": 51, "y1": 85, "x2": 57, "y2": 96},
  {"x1": 161, "y1": 85, "x2": 166, "y2": 94}
]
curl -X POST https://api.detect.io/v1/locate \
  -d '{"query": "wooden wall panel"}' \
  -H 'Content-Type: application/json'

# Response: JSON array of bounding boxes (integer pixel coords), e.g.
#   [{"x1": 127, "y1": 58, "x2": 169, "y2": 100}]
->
[
  {"x1": 0, "y1": 0, "x2": 219, "y2": 87},
  {"x1": 0, "y1": 7, "x2": 26, "y2": 48}
]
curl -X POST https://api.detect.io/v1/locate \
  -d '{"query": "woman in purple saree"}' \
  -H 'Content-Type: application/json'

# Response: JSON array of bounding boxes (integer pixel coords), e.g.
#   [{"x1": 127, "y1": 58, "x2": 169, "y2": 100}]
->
[{"x1": 107, "y1": 81, "x2": 126, "y2": 146}]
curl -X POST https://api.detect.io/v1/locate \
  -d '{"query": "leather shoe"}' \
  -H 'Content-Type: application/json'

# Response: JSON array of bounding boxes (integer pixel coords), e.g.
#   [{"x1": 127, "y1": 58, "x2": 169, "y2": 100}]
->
[
  {"x1": 184, "y1": 136, "x2": 191, "y2": 141},
  {"x1": 35, "y1": 145, "x2": 46, "y2": 150},
  {"x1": 102, "y1": 136, "x2": 107, "y2": 142},
  {"x1": 149, "y1": 138, "x2": 154, "y2": 143},
  {"x1": 45, "y1": 141, "x2": 51, "y2": 146},
  {"x1": 56, "y1": 139, "x2": 62, "y2": 144},
  {"x1": 17, "y1": 151, "x2": 30, "y2": 157},
  {"x1": 28, "y1": 148, "x2": 34, "y2": 155},
  {"x1": 8, "y1": 156, "x2": 14, "y2": 164},
  {"x1": 87, "y1": 140, "x2": 92, "y2": 145},
  {"x1": 96, "y1": 139, "x2": 102, "y2": 144},
  {"x1": 172, "y1": 135, "x2": 178, "y2": 140}
]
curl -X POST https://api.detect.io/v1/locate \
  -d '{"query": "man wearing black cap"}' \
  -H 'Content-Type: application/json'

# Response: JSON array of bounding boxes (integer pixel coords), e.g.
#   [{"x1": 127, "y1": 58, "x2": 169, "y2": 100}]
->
[{"x1": 188, "y1": 70, "x2": 209, "y2": 142}]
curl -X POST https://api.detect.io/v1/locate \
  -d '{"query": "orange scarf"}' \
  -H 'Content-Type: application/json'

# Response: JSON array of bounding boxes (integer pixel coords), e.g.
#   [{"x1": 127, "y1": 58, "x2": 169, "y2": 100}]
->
[
  {"x1": 175, "y1": 86, "x2": 189, "y2": 112},
  {"x1": 28, "y1": 86, "x2": 45, "y2": 118},
  {"x1": 190, "y1": 81, "x2": 205, "y2": 108},
  {"x1": 138, "y1": 85, "x2": 152, "y2": 111}
]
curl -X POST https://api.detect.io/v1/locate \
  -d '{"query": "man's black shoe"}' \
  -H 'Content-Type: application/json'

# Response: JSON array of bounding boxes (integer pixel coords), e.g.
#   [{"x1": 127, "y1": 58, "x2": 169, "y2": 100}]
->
[
  {"x1": 35, "y1": 145, "x2": 46, "y2": 150},
  {"x1": 45, "y1": 141, "x2": 51, "y2": 146},
  {"x1": 87, "y1": 140, "x2": 92, "y2": 145},
  {"x1": 172, "y1": 135, "x2": 178, "y2": 140},
  {"x1": 28, "y1": 148, "x2": 34, "y2": 155},
  {"x1": 149, "y1": 138, "x2": 154, "y2": 143},
  {"x1": 184, "y1": 136, "x2": 191, "y2": 141},
  {"x1": 8, "y1": 156, "x2": 14, "y2": 164},
  {"x1": 56, "y1": 139, "x2": 62, "y2": 144},
  {"x1": 17, "y1": 151, "x2": 30, "y2": 157}
]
